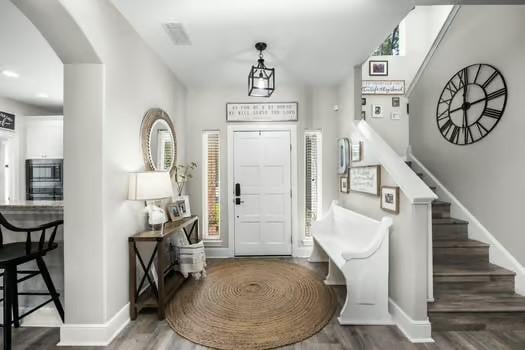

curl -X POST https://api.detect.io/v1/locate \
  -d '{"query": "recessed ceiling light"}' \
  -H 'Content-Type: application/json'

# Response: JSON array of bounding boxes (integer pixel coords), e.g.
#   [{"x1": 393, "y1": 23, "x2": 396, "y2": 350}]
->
[
  {"x1": 36, "y1": 93, "x2": 49, "y2": 99},
  {"x1": 1, "y1": 70, "x2": 20, "y2": 78}
]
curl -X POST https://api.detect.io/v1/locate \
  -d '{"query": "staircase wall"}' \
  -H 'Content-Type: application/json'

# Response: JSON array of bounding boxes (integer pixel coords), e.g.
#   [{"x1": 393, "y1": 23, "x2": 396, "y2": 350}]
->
[{"x1": 409, "y1": 6, "x2": 525, "y2": 265}]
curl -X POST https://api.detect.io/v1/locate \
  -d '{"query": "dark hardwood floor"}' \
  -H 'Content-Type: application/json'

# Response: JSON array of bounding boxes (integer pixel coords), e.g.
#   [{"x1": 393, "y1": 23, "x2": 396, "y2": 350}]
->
[{"x1": 5, "y1": 258, "x2": 525, "y2": 349}]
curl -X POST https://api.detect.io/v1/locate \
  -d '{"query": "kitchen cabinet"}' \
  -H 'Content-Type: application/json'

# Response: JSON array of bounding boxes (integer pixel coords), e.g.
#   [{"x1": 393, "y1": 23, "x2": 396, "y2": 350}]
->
[{"x1": 25, "y1": 116, "x2": 63, "y2": 159}]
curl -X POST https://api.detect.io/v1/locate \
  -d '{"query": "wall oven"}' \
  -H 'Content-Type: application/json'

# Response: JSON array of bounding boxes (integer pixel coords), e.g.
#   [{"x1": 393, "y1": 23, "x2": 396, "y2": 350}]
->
[{"x1": 26, "y1": 159, "x2": 63, "y2": 200}]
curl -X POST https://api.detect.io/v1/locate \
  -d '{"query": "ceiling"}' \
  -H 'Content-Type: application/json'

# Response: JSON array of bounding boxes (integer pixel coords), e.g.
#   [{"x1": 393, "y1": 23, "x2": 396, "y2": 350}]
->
[
  {"x1": 0, "y1": 0, "x2": 63, "y2": 111},
  {"x1": 111, "y1": 0, "x2": 413, "y2": 87}
]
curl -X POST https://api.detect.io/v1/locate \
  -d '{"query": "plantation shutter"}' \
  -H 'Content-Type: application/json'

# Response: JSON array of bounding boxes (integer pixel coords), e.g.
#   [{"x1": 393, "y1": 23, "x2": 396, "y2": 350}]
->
[
  {"x1": 305, "y1": 132, "x2": 320, "y2": 237},
  {"x1": 205, "y1": 132, "x2": 220, "y2": 238}
]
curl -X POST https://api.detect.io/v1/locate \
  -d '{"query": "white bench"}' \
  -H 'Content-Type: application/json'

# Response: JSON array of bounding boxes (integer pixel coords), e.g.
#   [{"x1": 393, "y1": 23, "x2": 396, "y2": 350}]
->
[{"x1": 309, "y1": 201, "x2": 393, "y2": 325}]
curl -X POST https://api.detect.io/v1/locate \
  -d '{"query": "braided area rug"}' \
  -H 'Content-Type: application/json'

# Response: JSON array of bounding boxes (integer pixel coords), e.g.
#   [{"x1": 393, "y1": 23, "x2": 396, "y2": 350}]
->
[{"x1": 166, "y1": 259, "x2": 336, "y2": 350}]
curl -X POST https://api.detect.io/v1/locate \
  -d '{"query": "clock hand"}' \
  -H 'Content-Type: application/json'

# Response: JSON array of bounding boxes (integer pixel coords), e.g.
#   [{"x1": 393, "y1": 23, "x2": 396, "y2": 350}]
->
[{"x1": 449, "y1": 96, "x2": 488, "y2": 114}]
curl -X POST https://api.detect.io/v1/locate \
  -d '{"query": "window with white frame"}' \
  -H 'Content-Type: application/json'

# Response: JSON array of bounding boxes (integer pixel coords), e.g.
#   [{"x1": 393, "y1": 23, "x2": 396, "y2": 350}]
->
[
  {"x1": 202, "y1": 131, "x2": 221, "y2": 240},
  {"x1": 304, "y1": 131, "x2": 322, "y2": 238},
  {"x1": 373, "y1": 25, "x2": 401, "y2": 56}
]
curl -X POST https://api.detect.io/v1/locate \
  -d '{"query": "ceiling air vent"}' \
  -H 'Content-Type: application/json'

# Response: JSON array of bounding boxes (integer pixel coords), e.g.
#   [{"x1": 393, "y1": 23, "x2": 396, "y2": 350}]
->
[{"x1": 162, "y1": 23, "x2": 191, "y2": 46}]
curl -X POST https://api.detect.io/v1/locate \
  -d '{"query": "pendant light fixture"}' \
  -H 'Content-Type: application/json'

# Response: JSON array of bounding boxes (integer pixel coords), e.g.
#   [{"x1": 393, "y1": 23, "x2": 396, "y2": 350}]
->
[{"x1": 248, "y1": 42, "x2": 275, "y2": 97}]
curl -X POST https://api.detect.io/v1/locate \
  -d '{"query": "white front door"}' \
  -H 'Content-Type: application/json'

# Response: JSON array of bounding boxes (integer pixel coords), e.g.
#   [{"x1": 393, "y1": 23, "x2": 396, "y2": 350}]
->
[{"x1": 233, "y1": 130, "x2": 292, "y2": 256}]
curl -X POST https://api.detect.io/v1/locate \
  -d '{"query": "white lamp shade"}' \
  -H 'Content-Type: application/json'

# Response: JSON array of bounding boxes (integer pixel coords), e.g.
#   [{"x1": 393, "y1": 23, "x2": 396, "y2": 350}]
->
[{"x1": 128, "y1": 171, "x2": 173, "y2": 201}]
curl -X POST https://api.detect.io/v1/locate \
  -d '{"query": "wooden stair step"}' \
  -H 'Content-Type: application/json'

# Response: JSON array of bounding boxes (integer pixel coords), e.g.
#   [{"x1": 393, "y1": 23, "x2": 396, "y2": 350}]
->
[
  {"x1": 433, "y1": 217, "x2": 469, "y2": 240},
  {"x1": 417, "y1": 172, "x2": 424, "y2": 179},
  {"x1": 434, "y1": 263, "x2": 515, "y2": 277},
  {"x1": 432, "y1": 200, "x2": 451, "y2": 218},
  {"x1": 430, "y1": 293, "x2": 525, "y2": 312},
  {"x1": 429, "y1": 294, "x2": 525, "y2": 331},
  {"x1": 405, "y1": 161, "x2": 412, "y2": 168},
  {"x1": 433, "y1": 239, "x2": 489, "y2": 264}
]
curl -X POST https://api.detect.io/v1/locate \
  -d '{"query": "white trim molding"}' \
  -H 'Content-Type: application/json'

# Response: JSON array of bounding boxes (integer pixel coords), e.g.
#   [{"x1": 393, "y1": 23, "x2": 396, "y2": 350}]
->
[
  {"x1": 408, "y1": 152, "x2": 525, "y2": 295},
  {"x1": 58, "y1": 303, "x2": 129, "y2": 347},
  {"x1": 389, "y1": 299, "x2": 433, "y2": 343}
]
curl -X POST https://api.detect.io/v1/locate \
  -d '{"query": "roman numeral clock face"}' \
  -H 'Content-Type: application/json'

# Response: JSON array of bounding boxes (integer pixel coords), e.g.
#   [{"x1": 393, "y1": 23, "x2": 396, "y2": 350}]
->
[{"x1": 436, "y1": 64, "x2": 507, "y2": 145}]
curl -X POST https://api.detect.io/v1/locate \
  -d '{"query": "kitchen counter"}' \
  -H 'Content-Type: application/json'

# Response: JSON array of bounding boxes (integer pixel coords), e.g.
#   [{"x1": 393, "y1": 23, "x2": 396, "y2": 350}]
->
[{"x1": 0, "y1": 200, "x2": 64, "y2": 210}]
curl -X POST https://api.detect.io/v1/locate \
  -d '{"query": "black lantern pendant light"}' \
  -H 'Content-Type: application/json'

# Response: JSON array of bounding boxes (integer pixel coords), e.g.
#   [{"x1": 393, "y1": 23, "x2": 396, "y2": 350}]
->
[{"x1": 248, "y1": 42, "x2": 275, "y2": 97}]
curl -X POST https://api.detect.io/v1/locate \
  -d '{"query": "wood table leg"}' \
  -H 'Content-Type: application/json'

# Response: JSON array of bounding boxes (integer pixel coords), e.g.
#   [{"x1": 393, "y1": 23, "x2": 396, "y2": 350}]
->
[
  {"x1": 156, "y1": 240, "x2": 165, "y2": 320},
  {"x1": 128, "y1": 240, "x2": 137, "y2": 320}
]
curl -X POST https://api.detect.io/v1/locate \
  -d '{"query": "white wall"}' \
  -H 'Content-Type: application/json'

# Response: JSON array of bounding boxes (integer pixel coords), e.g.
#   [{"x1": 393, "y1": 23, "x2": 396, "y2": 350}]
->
[
  {"x1": 0, "y1": 96, "x2": 57, "y2": 201},
  {"x1": 410, "y1": 5, "x2": 525, "y2": 265},
  {"x1": 185, "y1": 85, "x2": 338, "y2": 254},
  {"x1": 361, "y1": 6, "x2": 452, "y2": 155}
]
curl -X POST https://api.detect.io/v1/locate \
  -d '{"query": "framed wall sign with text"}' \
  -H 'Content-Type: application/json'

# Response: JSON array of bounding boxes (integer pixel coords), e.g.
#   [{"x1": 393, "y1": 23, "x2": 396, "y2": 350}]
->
[
  {"x1": 226, "y1": 102, "x2": 298, "y2": 122},
  {"x1": 362, "y1": 80, "x2": 405, "y2": 95},
  {"x1": 0, "y1": 111, "x2": 15, "y2": 131}
]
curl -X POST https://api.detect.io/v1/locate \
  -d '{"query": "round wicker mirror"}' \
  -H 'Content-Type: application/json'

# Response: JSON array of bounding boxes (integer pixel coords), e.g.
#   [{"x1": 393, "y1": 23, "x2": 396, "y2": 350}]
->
[{"x1": 141, "y1": 108, "x2": 177, "y2": 176}]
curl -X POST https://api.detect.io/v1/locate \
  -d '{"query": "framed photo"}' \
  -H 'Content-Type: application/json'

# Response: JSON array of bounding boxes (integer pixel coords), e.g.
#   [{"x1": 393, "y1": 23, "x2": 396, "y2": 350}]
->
[
  {"x1": 381, "y1": 186, "x2": 400, "y2": 214},
  {"x1": 392, "y1": 97, "x2": 400, "y2": 107},
  {"x1": 351, "y1": 142, "x2": 362, "y2": 162},
  {"x1": 0, "y1": 111, "x2": 15, "y2": 131},
  {"x1": 167, "y1": 202, "x2": 183, "y2": 221},
  {"x1": 340, "y1": 175, "x2": 349, "y2": 193},
  {"x1": 369, "y1": 60, "x2": 388, "y2": 76},
  {"x1": 372, "y1": 104, "x2": 383, "y2": 118},
  {"x1": 350, "y1": 165, "x2": 381, "y2": 196},
  {"x1": 361, "y1": 97, "x2": 367, "y2": 106},
  {"x1": 361, "y1": 110, "x2": 366, "y2": 119},
  {"x1": 391, "y1": 112, "x2": 401, "y2": 120},
  {"x1": 337, "y1": 138, "x2": 350, "y2": 174}
]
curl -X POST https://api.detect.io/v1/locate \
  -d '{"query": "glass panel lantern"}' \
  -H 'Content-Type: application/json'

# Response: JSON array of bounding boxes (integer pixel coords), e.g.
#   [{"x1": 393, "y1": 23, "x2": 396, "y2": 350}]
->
[{"x1": 248, "y1": 42, "x2": 275, "y2": 97}]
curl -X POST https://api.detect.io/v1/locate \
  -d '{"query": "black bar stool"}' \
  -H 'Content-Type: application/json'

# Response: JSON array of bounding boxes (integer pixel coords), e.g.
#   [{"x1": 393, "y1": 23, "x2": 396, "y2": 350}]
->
[{"x1": 0, "y1": 213, "x2": 64, "y2": 350}]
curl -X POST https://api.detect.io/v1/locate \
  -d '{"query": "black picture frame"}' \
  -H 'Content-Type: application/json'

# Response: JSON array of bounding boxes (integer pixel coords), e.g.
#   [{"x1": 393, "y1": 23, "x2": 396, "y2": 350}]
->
[
  {"x1": 392, "y1": 97, "x2": 400, "y2": 107},
  {"x1": 369, "y1": 60, "x2": 388, "y2": 76},
  {"x1": 361, "y1": 98, "x2": 367, "y2": 106}
]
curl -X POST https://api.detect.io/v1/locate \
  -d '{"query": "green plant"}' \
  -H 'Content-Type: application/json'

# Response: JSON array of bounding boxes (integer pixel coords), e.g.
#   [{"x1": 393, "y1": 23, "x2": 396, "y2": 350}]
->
[{"x1": 174, "y1": 162, "x2": 197, "y2": 196}]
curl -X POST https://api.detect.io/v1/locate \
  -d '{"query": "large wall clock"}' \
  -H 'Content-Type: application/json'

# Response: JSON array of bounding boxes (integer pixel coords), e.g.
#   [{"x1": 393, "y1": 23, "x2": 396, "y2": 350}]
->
[{"x1": 436, "y1": 63, "x2": 507, "y2": 145}]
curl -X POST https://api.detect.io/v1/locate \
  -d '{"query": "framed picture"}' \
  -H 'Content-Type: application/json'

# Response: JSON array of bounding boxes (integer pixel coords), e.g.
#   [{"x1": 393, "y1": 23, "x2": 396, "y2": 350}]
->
[
  {"x1": 392, "y1": 97, "x2": 400, "y2": 107},
  {"x1": 391, "y1": 112, "x2": 401, "y2": 120},
  {"x1": 407, "y1": 103, "x2": 410, "y2": 115},
  {"x1": 340, "y1": 175, "x2": 349, "y2": 193},
  {"x1": 226, "y1": 102, "x2": 298, "y2": 122},
  {"x1": 369, "y1": 60, "x2": 388, "y2": 76},
  {"x1": 381, "y1": 186, "x2": 400, "y2": 214},
  {"x1": 362, "y1": 80, "x2": 405, "y2": 95},
  {"x1": 337, "y1": 138, "x2": 350, "y2": 174},
  {"x1": 372, "y1": 105, "x2": 383, "y2": 118},
  {"x1": 361, "y1": 110, "x2": 366, "y2": 119},
  {"x1": 350, "y1": 165, "x2": 381, "y2": 196},
  {"x1": 167, "y1": 202, "x2": 183, "y2": 221},
  {"x1": 351, "y1": 142, "x2": 362, "y2": 162},
  {"x1": 361, "y1": 97, "x2": 367, "y2": 106},
  {"x1": 0, "y1": 111, "x2": 15, "y2": 131}
]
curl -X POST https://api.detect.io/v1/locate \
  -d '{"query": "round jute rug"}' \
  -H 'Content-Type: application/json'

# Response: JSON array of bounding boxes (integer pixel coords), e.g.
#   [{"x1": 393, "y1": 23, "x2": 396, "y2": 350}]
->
[{"x1": 166, "y1": 260, "x2": 336, "y2": 350}]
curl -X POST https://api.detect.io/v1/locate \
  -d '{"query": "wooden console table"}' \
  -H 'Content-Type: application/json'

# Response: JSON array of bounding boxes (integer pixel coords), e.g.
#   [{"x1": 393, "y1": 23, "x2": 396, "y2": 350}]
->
[{"x1": 128, "y1": 215, "x2": 198, "y2": 320}]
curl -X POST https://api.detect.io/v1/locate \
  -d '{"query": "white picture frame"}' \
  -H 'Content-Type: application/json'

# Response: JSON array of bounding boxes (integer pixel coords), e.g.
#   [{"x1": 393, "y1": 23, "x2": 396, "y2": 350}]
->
[
  {"x1": 391, "y1": 112, "x2": 401, "y2": 120},
  {"x1": 351, "y1": 142, "x2": 362, "y2": 162},
  {"x1": 350, "y1": 165, "x2": 381, "y2": 196},
  {"x1": 372, "y1": 105, "x2": 383, "y2": 118},
  {"x1": 337, "y1": 138, "x2": 350, "y2": 174}
]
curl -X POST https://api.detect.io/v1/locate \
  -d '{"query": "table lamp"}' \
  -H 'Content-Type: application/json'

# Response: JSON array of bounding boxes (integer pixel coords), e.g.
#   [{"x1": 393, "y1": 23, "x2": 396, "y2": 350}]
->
[{"x1": 128, "y1": 171, "x2": 173, "y2": 232}]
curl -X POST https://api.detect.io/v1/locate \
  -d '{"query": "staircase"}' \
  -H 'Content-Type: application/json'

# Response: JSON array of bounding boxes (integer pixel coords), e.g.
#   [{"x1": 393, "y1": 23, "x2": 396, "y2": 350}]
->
[{"x1": 406, "y1": 161, "x2": 525, "y2": 331}]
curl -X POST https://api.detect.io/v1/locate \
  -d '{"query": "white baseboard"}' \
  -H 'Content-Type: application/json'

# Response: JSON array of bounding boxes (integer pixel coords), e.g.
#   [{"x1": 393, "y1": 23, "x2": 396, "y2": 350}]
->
[
  {"x1": 408, "y1": 153, "x2": 525, "y2": 295},
  {"x1": 389, "y1": 299, "x2": 433, "y2": 343},
  {"x1": 293, "y1": 246, "x2": 313, "y2": 258},
  {"x1": 58, "y1": 303, "x2": 129, "y2": 347}
]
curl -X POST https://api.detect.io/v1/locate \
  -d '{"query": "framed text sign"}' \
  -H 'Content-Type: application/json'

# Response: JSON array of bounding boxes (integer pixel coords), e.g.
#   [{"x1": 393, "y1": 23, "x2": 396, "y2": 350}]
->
[
  {"x1": 362, "y1": 80, "x2": 405, "y2": 95},
  {"x1": 226, "y1": 102, "x2": 298, "y2": 122},
  {"x1": 350, "y1": 165, "x2": 381, "y2": 196},
  {"x1": 0, "y1": 111, "x2": 15, "y2": 131}
]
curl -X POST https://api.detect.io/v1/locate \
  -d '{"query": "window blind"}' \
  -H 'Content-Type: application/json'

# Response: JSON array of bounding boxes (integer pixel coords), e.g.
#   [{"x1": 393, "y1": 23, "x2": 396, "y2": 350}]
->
[
  {"x1": 204, "y1": 131, "x2": 220, "y2": 239},
  {"x1": 305, "y1": 131, "x2": 321, "y2": 237}
]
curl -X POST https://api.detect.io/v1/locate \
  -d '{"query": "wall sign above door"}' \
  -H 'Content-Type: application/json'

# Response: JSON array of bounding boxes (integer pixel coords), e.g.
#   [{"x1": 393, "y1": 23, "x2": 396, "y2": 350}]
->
[
  {"x1": 362, "y1": 80, "x2": 405, "y2": 95},
  {"x1": 226, "y1": 102, "x2": 298, "y2": 122},
  {"x1": 0, "y1": 111, "x2": 15, "y2": 131}
]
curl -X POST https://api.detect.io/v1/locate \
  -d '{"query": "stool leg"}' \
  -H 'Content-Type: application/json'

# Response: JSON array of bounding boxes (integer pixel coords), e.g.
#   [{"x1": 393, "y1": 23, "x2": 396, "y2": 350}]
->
[
  {"x1": 3, "y1": 268, "x2": 12, "y2": 350},
  {"x1": 36, "y1": 257, "x2": 64, "y2": 322},
  {"x1": 9, "y1": 267, "x2": 19, "y2": 328}
]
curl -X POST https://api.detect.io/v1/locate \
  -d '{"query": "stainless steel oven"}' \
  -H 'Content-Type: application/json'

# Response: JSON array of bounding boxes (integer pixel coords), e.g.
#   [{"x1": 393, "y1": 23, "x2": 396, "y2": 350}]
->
[{"x1": 26, "y1": 159, "x2": 63, "y2": 200}]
